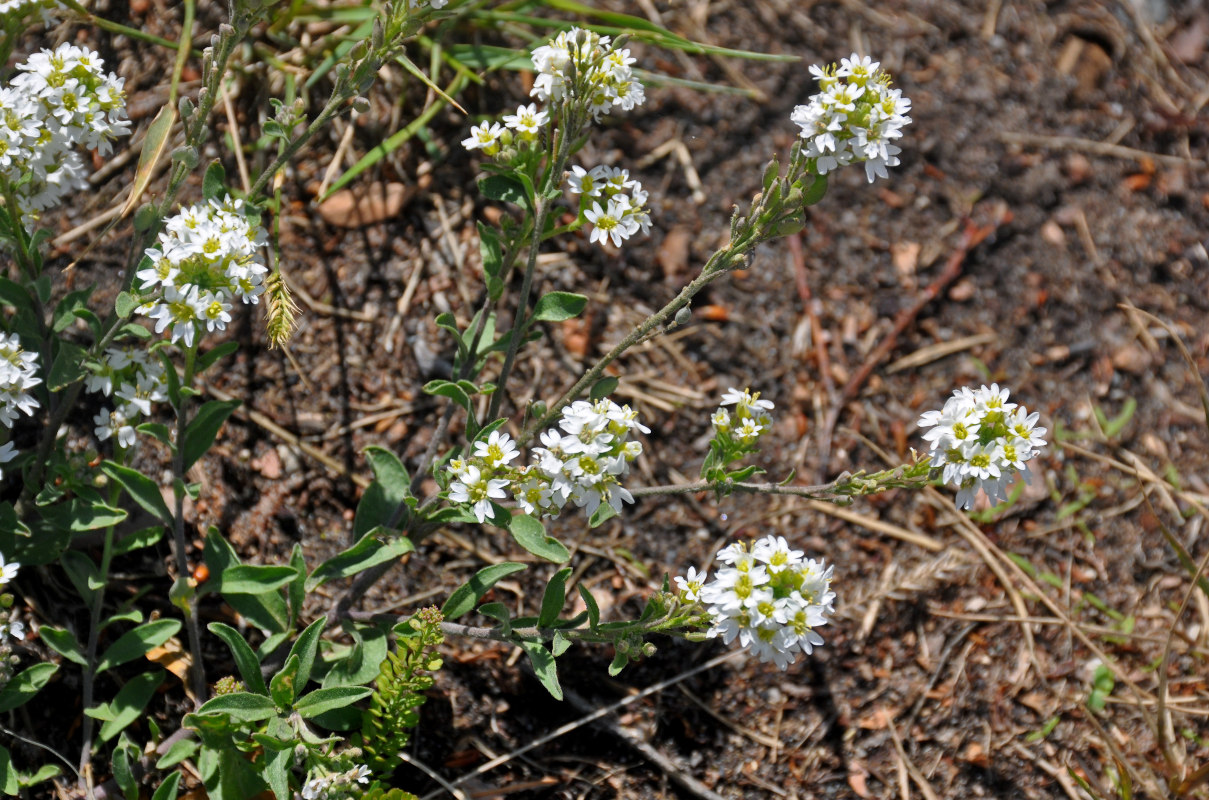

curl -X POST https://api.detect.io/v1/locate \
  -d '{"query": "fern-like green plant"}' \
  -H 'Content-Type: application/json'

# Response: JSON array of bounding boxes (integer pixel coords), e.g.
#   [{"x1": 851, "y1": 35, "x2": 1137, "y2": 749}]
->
[{"x1": 354, "y1": 607, "x2": 444, "y2": 778}]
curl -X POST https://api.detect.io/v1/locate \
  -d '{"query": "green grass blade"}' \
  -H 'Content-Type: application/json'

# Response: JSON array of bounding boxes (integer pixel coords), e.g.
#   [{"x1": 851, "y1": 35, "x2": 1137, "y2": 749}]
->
[{"x1": 323, "y1": 72, "x2": 472, "y2": 199}]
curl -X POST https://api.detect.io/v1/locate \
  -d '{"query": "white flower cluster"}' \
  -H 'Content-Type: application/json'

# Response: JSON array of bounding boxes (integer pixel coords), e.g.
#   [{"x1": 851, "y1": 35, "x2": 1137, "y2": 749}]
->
[
  {"x1": 0, "y1": 553, "x2": 22, "y2": 642},
  {"x1": 0, "y1": 43, "x2": 130, "y2": 225},
  {"x1": 300, "y1": 764, "x2": 371, "y2": 800},
  {"x1": 790, "y1": 53, "x2": 911, "y2": 183},
  {"x1": 447, "y1": 398, "x2": 647, "y2": 524},
  {"x1": 401, "y1": 0, "x2": 446, "y2": 10},
  {"x1": 530, "y1": 27, "x2": 645, "y2": 116},
  {"x1": 462, "y1": 102, "x2": 550, "y2": 155},
  {"x1": 711, "y1": 387, "x2": 773, "y2": 447},
  {"x1": 677, "y1": 535, "x2": 835, "y2": 670},
  {"x1": 0, "y1": 332, "x2": 41, "y2": 432},
  {"x1": 136, "y1": 196, "x2": 267, "y2": 348},
  {"x1": 567, "y1": 164, "x2": 651, "y2": 248},
  {"x1": 86, "y1": 345, "x2": 169, "y2": 450},
  {"x1": 525, "y1": 398, "x2": 647, "y2": 517},
  {"x1": 917, "y1": 383, "x2": 1047, "y2": 510}
]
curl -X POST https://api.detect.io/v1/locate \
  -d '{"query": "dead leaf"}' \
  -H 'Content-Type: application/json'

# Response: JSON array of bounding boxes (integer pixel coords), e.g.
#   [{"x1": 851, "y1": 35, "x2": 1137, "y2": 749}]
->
[
  {"x1": 318, "y1": 182, "x2": 412, "y2": 228},
  {"x1": 657, "y1": 225, "x2": 693, "y2": 282},
  {"x1": 147, "y1": 637, "x2": 195, "y2": 703}
]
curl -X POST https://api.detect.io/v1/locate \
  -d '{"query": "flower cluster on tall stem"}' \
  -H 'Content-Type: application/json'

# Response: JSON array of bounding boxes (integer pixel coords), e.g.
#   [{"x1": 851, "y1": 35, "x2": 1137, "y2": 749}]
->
[
  {"x1": 918, "y1": 383, "x2": 1047, "y2": 509},
  {"x1": 677, "y1": 535, "x2": 836, "y2": 670},
  {"x1": 135, "y1": 195, "x2": 268, "y2": 347},
  {"x1": 0, "y1": 42, "x2": 130, "y2": 227},
  {"x1": 791, "y1": 53, "x2": 912, "y2": 182},
  {"x1": 447, "y1": 398, "x2": 647, "y2": 523}
]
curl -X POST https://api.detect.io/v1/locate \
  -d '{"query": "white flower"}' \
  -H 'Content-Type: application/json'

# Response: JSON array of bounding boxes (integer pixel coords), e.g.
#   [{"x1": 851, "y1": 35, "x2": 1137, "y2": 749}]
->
[
  {"x1": 674, "y1": 566, "x2": 708, "y2": 602},
  {"x1": 0, "y1": 619, "x2": 24, "y2": 641},
  {"x1": 0, "y1": 332, "x2": 42, "y2": 429},
  {"x1": 472, "y1": 430, "x2": 519, "y2": 468},
  {"x1": 502, "y1": 103, "x2": 548, "y2": 139},
  {"x1": 584, "y1": 197, "x2": 638, "y2": 247},
  {"x1": 918, "y1": 384, "x2": 1046, "y2": 510},
  {"x1": 566, "y1": 164, "x2": 606, "y2": 197},
  {"x1": 0, "y1": 552, "x2": 19, "y2": 585},
  {"x1": 461, "y1": 120, "x2": 503, "y2": 153},
  {"x1": 448, "y1": 465, "x2": 509, "y2": 524},
  {"x1": 0, "y1": 441, "x2": 15, "y2": 482}
]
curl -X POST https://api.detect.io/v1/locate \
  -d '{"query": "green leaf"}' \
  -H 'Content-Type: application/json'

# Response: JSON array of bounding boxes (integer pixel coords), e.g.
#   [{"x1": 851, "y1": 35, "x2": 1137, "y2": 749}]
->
[
  {"x1": 209, "y1": 565, "x2": 298, "y2": 595},
  {"x1": 183, "y1": 400, "x2": 240, "y2": 471},
  {"x1": 52, "y1": 289, "x2": 93, "y2": 334},
  {"x1": 577, "y1": 585, "x2": 601, "y2": 631},
  {"x1": 208, "y1": 622, "x2": 268, "y2": 696},
  {"x1": 60, "y1": 550, "x2": 101, "y2": 604},
  {"x1": 539, "y1": 568, "x2": 572, "y2": 628},
  {"x1": 202, "y1": 529, "x2": 289, "y2": 634},
  {"x1": 801, "y1": 173, "x2": 828, "y2": 206},
  {"x1": 197, "y1": 691, "x2": 279, "y2": 722},
  {"x1": 39, "y1": 627, "x2": 87, "y2": 666},
  {"x1": 353, "y1": 446, "x2": 412, "y2": 537},
  {"x1": 520, "y1": 641, "x2": 562, "y2": 700},
  {"x1": 289, "y1": 616, "x2": 327, "y2": 689},
  {"x1": 203, "y1": 160, "x2": 227, "y2": 202},
  {"x1": 270, "y1": 654, "x2": 300, "y2": 710},
  {"x1": 68, "y1": 500, "x2": 128, "y2": 532},
  {"x1": 532, "y1": 292, "x2": 587, "y2": 323},
  {"x1": 47, "y1": 341, "x2": 88, "y2": 391},
  {"x1": 478, "y1": 174, "x2": 529, "y2": 207},
  {"x1": 307, "y1": 531, "x2": 413, "y2": 592},
  {"x1": 507, "y1": 514, "x2": 570, "y2": 563},
  {"x1": 18, "y1": 764, "x2": 60, "y2": 791},
  {"x1": 423, "y1": 379, "x2": 472, "y2": 413},
  {"x1": 293, "y1": 686, "x2": 372, "y2": 719},
  {"x1": 114, "y1": 526, "x2": 166, "y2": 556},
  {"x1": 478, "y1": 222, "x2": 503, "y2": 281},
  {"x1": 288, "y1": 544, "x2": 306, "y2": 628},
  {"x1": 588, "y1": 501, "x2": 618, "y2": 529},
  {"x1": 589, "y1": 376, "x2": 618, "y2": 401},
  {"x1": 197, "y1": 341, "x2": 239, "y2": 373},
  {"x1": 441, "y1": 562, "x2": 528, "y2": 619},
  {"x1": 0, "y1": 277, "x2": 32, "y2": 309},
  {"x1": 608, "y1": 649, "x2": 629, "y2": 676},
  {"x1": 97, "y1": 619, "x2": 182, "y2": 672},
  {"x1": 156, "y1": 737, "x2": 198, "y2": 770},
  {"x1": 320, "y1": 624, "x2": 388, "y2": 688},
  {"x1": 101, "y1": 461, "x2": 173, "y2": 525},
  {"x1": 150, "y1": 771, "x2": 182, "y2": 800},
  {"x1": 0, "y1": 664, "x2": 57, "y2": 714},
  {"x1": 98, "y1": 670, "x2": 164, "y2": 743},
  {"x1": 0, "y1": 746, "x2": 17, "y2": 796}
]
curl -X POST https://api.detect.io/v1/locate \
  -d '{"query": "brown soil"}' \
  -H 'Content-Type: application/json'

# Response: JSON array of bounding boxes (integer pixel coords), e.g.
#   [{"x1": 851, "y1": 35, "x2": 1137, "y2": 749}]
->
[{"x1": 16, "y1": 0, "x2": 1209, "y2": 797}]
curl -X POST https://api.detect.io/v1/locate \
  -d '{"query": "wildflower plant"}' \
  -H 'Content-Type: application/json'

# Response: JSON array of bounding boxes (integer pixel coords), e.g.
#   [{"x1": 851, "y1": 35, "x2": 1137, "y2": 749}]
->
[{"x1": 0, "y1": 0, "x2": 1066, "y2": 794}]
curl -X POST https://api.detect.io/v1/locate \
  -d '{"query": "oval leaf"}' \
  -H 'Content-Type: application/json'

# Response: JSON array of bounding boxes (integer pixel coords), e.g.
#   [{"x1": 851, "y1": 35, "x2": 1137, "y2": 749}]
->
[
  {"x1": 532, "y1": 292, "x2": 587, "y2": 323},
  {"x1": 196, "y1": 691, "x2": 279, "y2": 722},
  {"x1": 508, "y1": 514, "x2": 570, "y2": 563}
]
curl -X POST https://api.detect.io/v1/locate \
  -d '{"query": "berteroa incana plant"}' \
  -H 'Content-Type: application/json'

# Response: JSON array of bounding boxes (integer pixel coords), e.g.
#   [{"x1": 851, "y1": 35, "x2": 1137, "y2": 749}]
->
[{"x1": 0, "y1": 3, "x2": 1057, "y2": 797}]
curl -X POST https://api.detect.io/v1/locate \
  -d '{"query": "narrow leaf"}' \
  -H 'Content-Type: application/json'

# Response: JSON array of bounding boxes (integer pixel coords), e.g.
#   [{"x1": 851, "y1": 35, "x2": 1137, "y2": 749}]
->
[
  {"x1": 101, "y1": 461, "x2": 172, "y2": 525},
  {"x1": 208, "y1": 623, "x2": 268, "y2": 696},
  {"x1": 122, "y1": 105, "x2": 175, "y2": 217},
  {"x1": 441, "y1": 562, "x2": 527, "y2": 619},
  {"x1": 293, "y1": 686, "x2": 372, "y2": 719},
  {"x1": 97, "y1": 619, "x2": 182, "y2": 672}
]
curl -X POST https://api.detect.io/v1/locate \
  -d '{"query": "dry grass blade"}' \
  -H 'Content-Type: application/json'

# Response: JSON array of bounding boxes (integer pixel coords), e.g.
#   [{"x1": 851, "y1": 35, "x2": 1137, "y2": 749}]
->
[
  {"x1": 840, "y1": 550, "x2": 973, "y2": 621},
  {"x1": 803, "y1": 499, "x2": 943, "y2": 552},
  {"x1": 1121, "y1": 303, "x2": 1209, "y2": 434}
]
